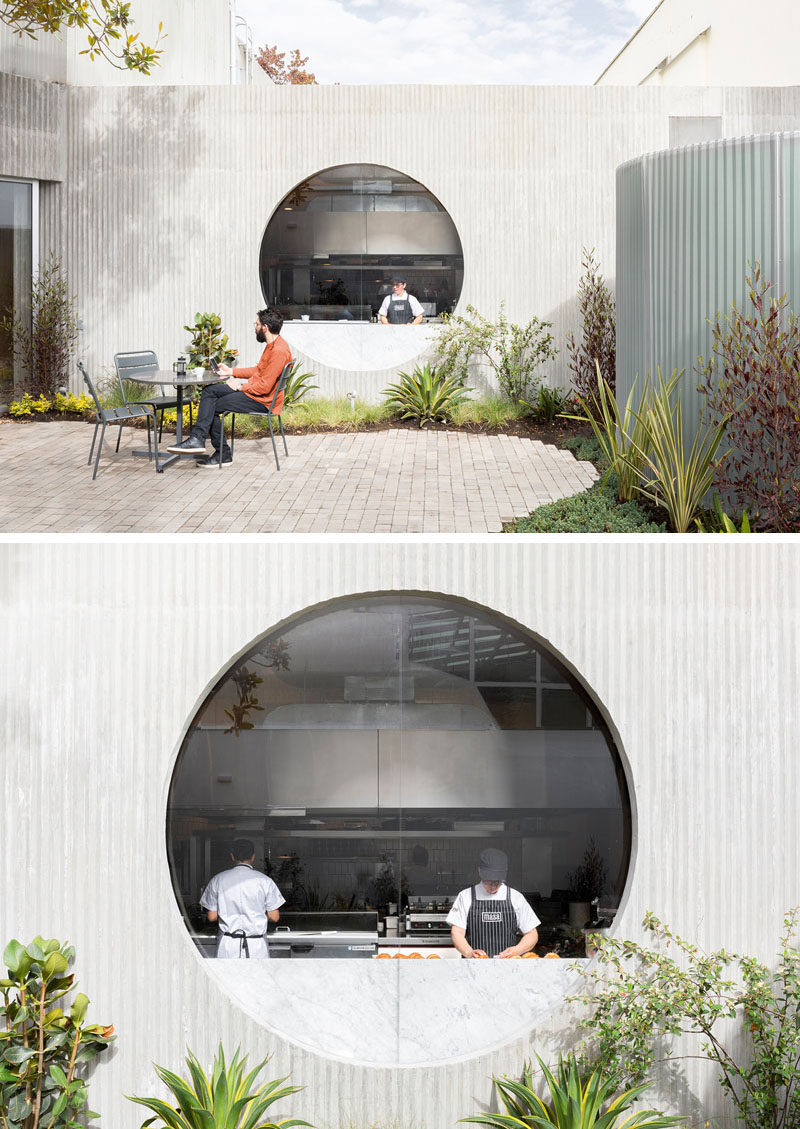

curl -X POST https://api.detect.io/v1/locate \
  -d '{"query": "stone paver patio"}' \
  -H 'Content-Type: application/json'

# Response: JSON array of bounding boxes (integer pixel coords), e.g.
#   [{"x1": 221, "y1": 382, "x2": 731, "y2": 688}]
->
[{"x1": 0, "y1": 420, "x2": 597, "y2": 534}]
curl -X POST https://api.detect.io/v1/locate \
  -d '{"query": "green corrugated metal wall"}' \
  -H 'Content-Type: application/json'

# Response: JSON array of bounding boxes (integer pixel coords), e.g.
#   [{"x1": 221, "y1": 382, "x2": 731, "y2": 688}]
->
[{"x1": 617, "y1": 132, "x2": 800, "y2": 437}]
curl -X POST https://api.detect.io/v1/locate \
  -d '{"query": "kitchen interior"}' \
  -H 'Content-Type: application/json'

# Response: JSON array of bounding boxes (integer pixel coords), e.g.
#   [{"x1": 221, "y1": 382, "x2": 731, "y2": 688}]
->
[
  {"x1": 258, "y1": 163, "x2": 464, "y2": 323},
  {"x1": 168, "y1": 597, "x2": 629, "y2": 959}
]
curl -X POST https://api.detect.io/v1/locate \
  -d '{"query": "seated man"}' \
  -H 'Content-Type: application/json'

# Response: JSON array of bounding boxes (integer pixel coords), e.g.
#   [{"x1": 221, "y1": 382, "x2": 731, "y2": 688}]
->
[{"x1": 168, "y1": 307, "x2": 292, "y2": 466}]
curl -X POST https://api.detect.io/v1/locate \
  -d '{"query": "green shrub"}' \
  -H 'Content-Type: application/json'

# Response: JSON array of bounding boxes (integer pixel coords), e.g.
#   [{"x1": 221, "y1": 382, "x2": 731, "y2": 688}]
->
[
  {"x1": 9, "y1": 391, "x2": 93, "y2": 417},
  {"x1": 461, "y1": 1053, "x2": 681, "y2": 1129},
  {"x1": 183, "y1": 312, "x2": 237, "y2": 368},
  {"x1": 283, "y1": 361, "x2": 318, "y2": 407},
  {"x1": 0, "y1": 937, "x2": 114, "y2": 1129},
  {"x1": 568, "y1": 366, "x2": 657, "y2": 502},
  {"x1": 524, "y1": 384, "x2": 575, "y2": 424},
  {"x1": 0, "y1": 254, "x2": 78, "y2": 398},
  {"x1": 382, "y1": 363, "x2": 470, "y2": 426},
  {"x1": 509, "y1": 478, "x2": 666, "y2": 534},
  {"x1": 434, "y1": 302, "x2": 557, "y2": 403},
  {"x1": 127, "y1": 1044, "x2": 310, "y2": 1129},
  {"x1": 562, "y1": 435, "x2": 606, "y2": 465},
  {"x1": 695, "y1": 493, "x2": 751, "y2": 533},
  {"x1": 629, "y1": 368, "x2": 731, "y2": 533},
  {"x1": 574, "y1": 909, "x2": 800, "y2": 1129}
]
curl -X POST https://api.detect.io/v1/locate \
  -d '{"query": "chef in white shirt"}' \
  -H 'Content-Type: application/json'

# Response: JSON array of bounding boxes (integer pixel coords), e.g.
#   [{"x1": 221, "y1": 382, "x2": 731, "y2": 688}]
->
[
  {"x1": 200, "y1": 838, "x2": 285, "y2": 958},
  {"x1": 446, "y1": 848, "x2": 539, "y2": 959}
]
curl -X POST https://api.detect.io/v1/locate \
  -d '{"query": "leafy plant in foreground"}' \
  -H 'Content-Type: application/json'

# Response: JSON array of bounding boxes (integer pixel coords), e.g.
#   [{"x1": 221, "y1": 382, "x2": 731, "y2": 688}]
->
[
  {"x1": 573, "y1": 908, "x2": 800, "y2": 1129},
  {"x1": 461, "y1": 1053, "x2": 682, "y2": 1129},
  {"x1": 127, "y1": 1044, "x2": 310, "y2": 1129},
  {"x1": 382, "y1": 363, "x2": 470, "y2": 426},
  {"x1": 628, "y1": 369, "x2": 731, "y2": 533},
  {"x1": 0, "y1": 937, "x2": 114, "y2": 1129},
  {"x1": 434, "y1": 303, "x2": 557, "y2": 403},
  {"x1": 567, "y1": 365, "x2": 657, "y2": 503},
  {"x1": 697, "y1": 263, "x2": 800, "y2": 531}
]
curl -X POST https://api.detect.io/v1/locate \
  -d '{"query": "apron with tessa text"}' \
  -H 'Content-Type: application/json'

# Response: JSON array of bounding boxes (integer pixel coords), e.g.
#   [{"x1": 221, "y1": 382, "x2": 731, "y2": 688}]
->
[{"x1": 466, "y1": 885, "x2": 518, "y2": 957}]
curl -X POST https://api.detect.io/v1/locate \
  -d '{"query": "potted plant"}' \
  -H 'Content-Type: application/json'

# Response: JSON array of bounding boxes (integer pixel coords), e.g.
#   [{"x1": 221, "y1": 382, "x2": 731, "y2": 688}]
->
[
  {"x1": 566, "y1": 837, "x2": 607, "y2": 928},
  {"x1": 183, "y1": 311, "x2": 238, "y2": 375}
]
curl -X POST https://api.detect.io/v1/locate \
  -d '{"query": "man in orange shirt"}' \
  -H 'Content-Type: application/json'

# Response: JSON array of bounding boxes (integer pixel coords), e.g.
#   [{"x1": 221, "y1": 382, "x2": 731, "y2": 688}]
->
[{"x1": 167, "y1": 307, "x2": 292, "y2": 467}]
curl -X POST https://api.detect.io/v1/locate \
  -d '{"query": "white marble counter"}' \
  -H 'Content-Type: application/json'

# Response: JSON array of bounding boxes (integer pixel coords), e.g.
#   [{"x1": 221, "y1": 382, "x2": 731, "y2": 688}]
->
[
  {"x1": 203, "y1": 956, "x2": 584, "y2": 1066},
  {"x1": 282, "y1": 321, "x2": 439, "y2": 375}
]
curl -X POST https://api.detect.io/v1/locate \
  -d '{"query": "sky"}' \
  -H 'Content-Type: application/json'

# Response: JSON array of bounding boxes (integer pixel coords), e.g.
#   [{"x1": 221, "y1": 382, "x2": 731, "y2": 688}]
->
[{"x1": 236, "y1": 0, "x2": 658, "y2": 86}]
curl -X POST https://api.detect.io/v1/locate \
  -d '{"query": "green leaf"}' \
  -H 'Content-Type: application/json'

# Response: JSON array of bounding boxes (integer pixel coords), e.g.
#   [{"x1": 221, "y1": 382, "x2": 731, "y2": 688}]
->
[
  {"x1": 43, "y1": 951, "x2": 69, "y2": 979},
  {"x1": 3, "y1": 940, "x2": 25, "y2": 974},
  {"x1": 3, "y1": 1046, "x2": 37, "y2": 1064},
  {"x1": 70, "y1": 992, "x2": 89, "y2": 1023},
  {"x1": 50, "y1": 1063, "x2": 68, "y2": 1087},
  {"x1": 26, "y1": 940, "x2": 46, "y2": 962}
]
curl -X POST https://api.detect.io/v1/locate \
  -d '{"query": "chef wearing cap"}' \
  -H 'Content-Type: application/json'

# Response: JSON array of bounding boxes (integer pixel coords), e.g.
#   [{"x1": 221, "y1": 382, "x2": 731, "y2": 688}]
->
[
  {"x1": 378, "y1": 277, "x2": 424, "y2": 325},
  {"x1": 446, "y1": 848, "x2": 540, "y2": 959}
]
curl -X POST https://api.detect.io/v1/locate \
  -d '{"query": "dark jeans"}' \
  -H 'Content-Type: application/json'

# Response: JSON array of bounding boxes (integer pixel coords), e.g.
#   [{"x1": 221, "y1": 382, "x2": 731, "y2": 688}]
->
[{"x1": 191, "y1": 383, "x2": 265, "y2": 453}]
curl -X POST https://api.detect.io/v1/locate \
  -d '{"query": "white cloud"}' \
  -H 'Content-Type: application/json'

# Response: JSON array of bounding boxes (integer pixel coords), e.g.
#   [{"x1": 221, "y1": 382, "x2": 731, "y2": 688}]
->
[{"x1": 236, "y1": 0, "x2": 650, "y2": 84}]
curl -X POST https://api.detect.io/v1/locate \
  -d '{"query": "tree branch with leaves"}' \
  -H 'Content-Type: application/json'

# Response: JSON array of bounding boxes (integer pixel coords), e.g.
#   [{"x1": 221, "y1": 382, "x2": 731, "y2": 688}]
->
[
  {"x1": 0, "y1": 1, "x2": 165, "y2": 73},
  {"x1": 256, "y1": 43, "x2": 316, "y2": 84}
]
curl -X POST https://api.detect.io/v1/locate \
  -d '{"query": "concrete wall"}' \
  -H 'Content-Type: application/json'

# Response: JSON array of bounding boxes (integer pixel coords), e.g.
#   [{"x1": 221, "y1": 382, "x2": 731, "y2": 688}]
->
[
  {"x1": 1, "y1": 540, "x2": 799, "y2": 1128},
  {"x1": 597, "y1": 0, "x2": 800, "y2": 86},
  {"x1": 31, "y1": 82, "x2": 800, "y2": 398},
  {"x1": 0, "y1": 0, "x2": 267, "y2": 87}
]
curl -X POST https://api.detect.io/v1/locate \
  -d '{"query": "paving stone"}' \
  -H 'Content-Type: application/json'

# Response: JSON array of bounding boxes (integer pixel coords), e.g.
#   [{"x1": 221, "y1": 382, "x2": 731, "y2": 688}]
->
[{"x1": 0, "y1": 421, "x2": 598, "y2": 534}]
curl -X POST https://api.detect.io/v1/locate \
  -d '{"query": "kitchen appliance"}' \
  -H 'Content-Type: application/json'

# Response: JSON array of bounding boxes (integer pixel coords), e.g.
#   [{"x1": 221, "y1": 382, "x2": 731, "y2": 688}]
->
[
  {"x1": 268, "y1": 911, "x2": 378, "y2": 959},
  {"x1": 406, "y1": 895, "x2": 457, "y2": 940}
]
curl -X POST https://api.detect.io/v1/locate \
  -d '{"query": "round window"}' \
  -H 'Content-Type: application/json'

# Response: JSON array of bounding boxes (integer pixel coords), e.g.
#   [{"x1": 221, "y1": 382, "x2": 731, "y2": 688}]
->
[
  {"x1": 259, "y1": 164, "x2": 464, "y2": 325},
  {"x1": 167, "y1": 593, "x2": 631, "y2": 964}
]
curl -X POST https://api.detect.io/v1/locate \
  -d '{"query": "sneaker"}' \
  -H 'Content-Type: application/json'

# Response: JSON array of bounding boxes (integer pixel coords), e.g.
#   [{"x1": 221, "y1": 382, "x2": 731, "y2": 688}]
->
[
  {"x1": 167, "y1": 435, "x2": 205, "y2": 453},
  {"x1": 196, "y1": 451, "x2": 233, "y2": 467}
]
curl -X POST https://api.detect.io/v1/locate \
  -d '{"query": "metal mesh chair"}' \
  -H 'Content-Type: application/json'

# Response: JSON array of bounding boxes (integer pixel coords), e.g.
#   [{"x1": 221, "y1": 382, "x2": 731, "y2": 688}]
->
[
  {"x1": 217, "y1": 361, "x2": 293, "y2": 470},
  {"x1": 79, "y1": 361, "x2": 158, "y2": 479},
  {"x1": 114, "y1": 350, "x2": 193, "y2": 440}
]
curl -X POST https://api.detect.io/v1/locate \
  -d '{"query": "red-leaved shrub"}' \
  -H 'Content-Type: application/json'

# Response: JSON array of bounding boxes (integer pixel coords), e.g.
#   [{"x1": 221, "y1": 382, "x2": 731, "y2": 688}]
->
[{"x1": 697, "y1": 264, "x2": 800, "y2": 531}]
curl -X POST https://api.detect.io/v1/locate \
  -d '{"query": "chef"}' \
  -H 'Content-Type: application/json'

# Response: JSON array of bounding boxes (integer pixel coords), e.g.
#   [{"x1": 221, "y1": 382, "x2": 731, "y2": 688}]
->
[
  {"x1": 378, "y1": 277, "x2": 424, "y2": 325},
  {"x1": 446, "y1": 848, "x2": 540, "y2": 959},
  {"x1": 200, "y1": 838, "x2": 285, "y2": 958}
]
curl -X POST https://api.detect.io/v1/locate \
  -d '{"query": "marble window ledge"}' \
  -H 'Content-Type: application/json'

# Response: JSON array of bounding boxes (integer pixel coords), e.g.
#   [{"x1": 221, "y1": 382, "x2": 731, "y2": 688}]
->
[{"x1": 203, "y1": 958, "x2": 584, "y2": 1066}]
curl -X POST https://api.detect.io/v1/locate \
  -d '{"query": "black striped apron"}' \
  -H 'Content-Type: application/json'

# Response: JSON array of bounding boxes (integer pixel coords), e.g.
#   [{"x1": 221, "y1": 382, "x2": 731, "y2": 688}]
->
[
  {"x1": 466, "y1": 885, "x2": 518, "y2": 957},
  {"x1": 386, "y1": 295, "x2": 413, "y2": 323}
]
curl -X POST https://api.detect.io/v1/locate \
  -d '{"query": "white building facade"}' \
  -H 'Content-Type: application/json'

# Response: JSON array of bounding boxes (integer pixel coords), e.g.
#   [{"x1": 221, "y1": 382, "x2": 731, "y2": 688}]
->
[
  {"x1": 596, "y1": 0, "x2": 800, "y2": 88},
  {"x1": 1, "y1": 539, "x2": 799, "y2": 1128}
]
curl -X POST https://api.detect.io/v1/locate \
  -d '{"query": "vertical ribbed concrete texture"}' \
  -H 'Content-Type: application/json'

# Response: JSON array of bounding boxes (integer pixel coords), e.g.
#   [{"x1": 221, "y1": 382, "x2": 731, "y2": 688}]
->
[
  {"x1": 617, "y1": 129, "x2": 800, "y2": 443},
  {"x1": 1, "y1": 81, "x2": 794, "y2": 393},
  {"x1": 1, "y1": 540, "x2": 799, "y2": 1127}
]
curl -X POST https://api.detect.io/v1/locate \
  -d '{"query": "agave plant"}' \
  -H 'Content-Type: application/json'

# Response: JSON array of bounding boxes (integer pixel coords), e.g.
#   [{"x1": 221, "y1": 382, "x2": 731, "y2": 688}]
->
[
  {"x1": 127, "y1": 1044, "x2": 310, "y2": 1129},
  {"x1": 461, "y1": 1053, "x2": 682, "y2": 1129},
  {"x1": 382, "y1": 363, "x2": 470, "y2": 426},
  {"x1": 283, "y1": 362, "x2": 319, "y2": 408}
]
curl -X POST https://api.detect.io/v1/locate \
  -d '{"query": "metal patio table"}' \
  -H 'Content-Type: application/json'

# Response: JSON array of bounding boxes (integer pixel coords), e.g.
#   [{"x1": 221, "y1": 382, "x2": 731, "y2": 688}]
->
[{"x1": 131, "y1": 369, "x2": 223, "y2": 472}]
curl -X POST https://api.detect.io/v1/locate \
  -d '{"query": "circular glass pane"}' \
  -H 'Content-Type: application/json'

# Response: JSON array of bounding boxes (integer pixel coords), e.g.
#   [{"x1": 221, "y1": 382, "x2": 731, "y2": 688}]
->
[
  {"x1": 168, "y1": 593, "x2": 631, "y2": 963},
  {"x1": 259, "y1": 163, "x2": 464, "y2": 327}
]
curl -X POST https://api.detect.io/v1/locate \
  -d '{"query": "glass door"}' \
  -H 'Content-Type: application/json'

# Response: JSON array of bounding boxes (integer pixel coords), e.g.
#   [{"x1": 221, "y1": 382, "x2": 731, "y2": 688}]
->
[{"x1": 0, "y1": 179, "x2": 38, "y2": 407}]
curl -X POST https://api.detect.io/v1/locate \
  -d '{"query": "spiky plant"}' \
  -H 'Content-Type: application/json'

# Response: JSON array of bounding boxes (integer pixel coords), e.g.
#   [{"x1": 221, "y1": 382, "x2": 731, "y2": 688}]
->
[
  {"x1": 383, "y1": 363, "x2": 470, "y2": 426},
  {"x1": 127, "y1": 1044, "x2": 311, "y2": 1129},
  {"x1": 461, "y1": 1053, "x2": 682, "y2": 1129}
]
